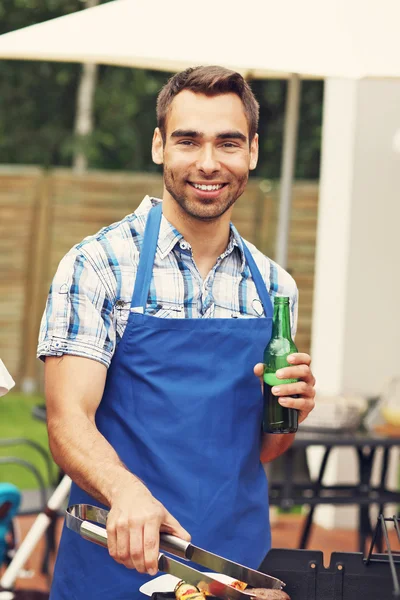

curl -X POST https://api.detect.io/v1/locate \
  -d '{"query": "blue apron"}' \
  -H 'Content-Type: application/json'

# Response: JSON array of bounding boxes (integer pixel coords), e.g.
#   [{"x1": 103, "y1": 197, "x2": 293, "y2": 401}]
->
[{"x1": 51, "y1": 202, "x2": 273, "y2": 600}]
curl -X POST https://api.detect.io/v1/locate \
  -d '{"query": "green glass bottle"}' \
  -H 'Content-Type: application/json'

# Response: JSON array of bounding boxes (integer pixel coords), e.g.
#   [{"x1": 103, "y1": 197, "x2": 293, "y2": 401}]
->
[{"x1": 263, "y1": 296, "x2": 298, "y2": 434}]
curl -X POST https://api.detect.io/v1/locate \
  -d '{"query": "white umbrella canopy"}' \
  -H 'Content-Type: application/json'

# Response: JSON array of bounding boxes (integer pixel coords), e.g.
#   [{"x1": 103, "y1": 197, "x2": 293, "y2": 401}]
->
[
  {"x1": 0, "y1": 0, "x2": 399, "y2": 79},
  {"x1": 0, "y1": 0, "x2": 399, "y2": 267}
]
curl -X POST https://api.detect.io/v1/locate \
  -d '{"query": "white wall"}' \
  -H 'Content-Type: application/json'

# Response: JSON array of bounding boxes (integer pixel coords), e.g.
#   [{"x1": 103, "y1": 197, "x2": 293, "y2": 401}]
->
[
  {"x1": 311, "y1": 78, "x2": 358, "y2": 396},
  {"x1": 309, "y1": 78, "x2": 400, "y2": 529},
  {"x1": 343, "y1": 80, "x2": 400, "y2": 394}
]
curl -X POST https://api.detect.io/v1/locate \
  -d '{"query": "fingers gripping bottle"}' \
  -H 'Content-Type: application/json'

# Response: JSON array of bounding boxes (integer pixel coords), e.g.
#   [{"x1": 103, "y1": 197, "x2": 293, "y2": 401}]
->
[{"x1": 263, "y1": 296, "x2": 298, "y2": 434}]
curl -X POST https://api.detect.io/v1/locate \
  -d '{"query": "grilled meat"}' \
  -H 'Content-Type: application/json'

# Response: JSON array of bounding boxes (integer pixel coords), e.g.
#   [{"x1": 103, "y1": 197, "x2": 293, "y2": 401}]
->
[{"x1": 245, "y1": 589, "x2": 290, "y2": 600}]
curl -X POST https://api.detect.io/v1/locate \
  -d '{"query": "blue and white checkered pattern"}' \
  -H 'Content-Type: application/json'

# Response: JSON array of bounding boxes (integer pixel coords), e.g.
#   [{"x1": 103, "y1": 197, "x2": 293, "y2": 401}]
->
[{"x1": 37, "y1": 196, "x2": 298, "y2": 368}]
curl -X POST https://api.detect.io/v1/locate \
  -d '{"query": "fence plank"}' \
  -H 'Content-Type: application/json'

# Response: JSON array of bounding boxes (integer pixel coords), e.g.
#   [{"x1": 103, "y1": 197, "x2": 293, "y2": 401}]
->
[
  {"x1": 0, "y1": 167, "x2": 43, "y2": 383},
  {"x1": 20, "y1": 175, "x2": 54, "y2": 393}
]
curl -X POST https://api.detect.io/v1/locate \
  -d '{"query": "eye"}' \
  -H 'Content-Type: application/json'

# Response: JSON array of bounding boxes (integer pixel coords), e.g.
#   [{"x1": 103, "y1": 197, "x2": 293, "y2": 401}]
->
[
  {"x1": 221, "y1": 142, "x2": 238, "y2": 149},
  {"x1": 178, "y1": 140, "x2": 195, "y2": 146}
]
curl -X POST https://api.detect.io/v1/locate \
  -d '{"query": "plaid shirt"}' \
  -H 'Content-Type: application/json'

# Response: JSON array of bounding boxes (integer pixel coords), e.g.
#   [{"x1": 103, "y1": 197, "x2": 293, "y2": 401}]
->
[{"x1": 37, "y1": 196, "x2": 298, "y2": 368}]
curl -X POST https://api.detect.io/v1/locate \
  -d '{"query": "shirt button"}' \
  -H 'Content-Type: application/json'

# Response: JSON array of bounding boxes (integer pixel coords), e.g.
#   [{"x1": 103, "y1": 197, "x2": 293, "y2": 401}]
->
[{"x1": 180, "y1": 241, "x2": 189, "y2": 250}]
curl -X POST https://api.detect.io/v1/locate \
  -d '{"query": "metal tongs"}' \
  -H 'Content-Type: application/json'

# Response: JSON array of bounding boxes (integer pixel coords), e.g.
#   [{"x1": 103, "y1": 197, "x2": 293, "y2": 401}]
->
[{"x1": 66, "y1": 504, "x2": 285, "y2": 599}]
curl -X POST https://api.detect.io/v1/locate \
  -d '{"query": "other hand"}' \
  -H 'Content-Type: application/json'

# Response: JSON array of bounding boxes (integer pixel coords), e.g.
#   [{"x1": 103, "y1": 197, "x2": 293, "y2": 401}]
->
[
  {"x1": 106, "y1": 479, "x2": 191, "y2": 574},
  {"x1": 254, "y1": 352, "x2": 316, "y2": 424}
]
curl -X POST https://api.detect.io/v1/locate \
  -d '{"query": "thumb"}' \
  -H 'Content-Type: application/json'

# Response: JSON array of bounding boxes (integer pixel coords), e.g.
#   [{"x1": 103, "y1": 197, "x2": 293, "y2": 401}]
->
[
  {"x1": 254, "y1": 362, "x2": 264, "y2": 391},
  {"x1": 254, "y1": 362, "x2": 264, "y2": 377},
  {"x1": 161, "y1": 510, "x2": 191, "y2": 542}
]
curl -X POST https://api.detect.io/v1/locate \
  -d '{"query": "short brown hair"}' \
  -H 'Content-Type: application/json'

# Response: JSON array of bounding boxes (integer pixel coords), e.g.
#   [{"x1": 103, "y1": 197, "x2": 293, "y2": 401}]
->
[{"x1": 157, "y1": 65, "x2": 259, "y2": 143}]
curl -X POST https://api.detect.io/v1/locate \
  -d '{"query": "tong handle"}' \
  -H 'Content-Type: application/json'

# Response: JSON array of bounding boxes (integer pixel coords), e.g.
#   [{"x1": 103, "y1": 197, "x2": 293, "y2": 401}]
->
[
  {"x1": 160, "y1": 533, "x2": 191, "y2": 559},
  {"x1": 80, "y1": 521, "x2": 190, "y2": 559},
  {"x1": 81, "y1": 520, "x2": 108, "y2": 548}
]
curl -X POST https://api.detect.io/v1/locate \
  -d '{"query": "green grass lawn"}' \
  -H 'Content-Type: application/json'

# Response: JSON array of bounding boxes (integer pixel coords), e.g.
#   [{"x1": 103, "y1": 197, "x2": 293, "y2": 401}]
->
[{"x1": 0, "y1": 392, "x2": 57, "y2": 490}]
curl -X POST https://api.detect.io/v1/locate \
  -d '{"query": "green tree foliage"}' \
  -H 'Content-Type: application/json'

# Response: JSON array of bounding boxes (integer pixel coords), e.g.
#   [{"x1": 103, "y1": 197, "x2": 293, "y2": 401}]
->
[
  {"x1": 87, "y1": 67, "x2": 170, "y2": 173},
  {"x1": 0, "y1": 0, "x2": 323, "y2": 178},
  {"x1": 252, "y1": 79, "x2": 323, "y2": 179},
  {"x1": 0, "y1": 0, "x2": 83, "y2": 167}
]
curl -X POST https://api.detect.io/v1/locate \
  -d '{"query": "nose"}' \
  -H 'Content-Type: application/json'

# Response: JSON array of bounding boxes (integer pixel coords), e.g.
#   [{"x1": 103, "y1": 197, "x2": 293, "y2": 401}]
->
[{"x1": 196, "y1": 144, "x2": 220, "y2": 175}]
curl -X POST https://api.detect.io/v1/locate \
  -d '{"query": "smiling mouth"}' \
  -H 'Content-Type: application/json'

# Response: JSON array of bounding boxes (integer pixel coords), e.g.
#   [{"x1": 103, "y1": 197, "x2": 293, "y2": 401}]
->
[{"x1": 188, "y1": 182, "x2": 227, "y2": 191}]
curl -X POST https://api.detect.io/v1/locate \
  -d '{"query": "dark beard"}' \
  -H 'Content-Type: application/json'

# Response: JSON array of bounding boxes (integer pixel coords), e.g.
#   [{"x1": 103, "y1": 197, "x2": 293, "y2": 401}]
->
[{"x1": 163, "y1": 166, "x2": 248, "y2": 222}]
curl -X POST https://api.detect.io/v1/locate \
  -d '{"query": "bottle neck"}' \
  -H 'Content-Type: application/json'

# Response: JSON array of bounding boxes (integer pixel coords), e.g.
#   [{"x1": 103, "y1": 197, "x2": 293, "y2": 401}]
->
[{"x1": 271, "y1": 302, "x2": 292, "y2": 340}]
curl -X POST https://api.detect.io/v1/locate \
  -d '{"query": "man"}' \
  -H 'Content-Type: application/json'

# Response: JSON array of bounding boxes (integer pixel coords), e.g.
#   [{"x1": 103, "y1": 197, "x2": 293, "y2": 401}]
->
[{"x1": 38, "y1": 66, "x2": 316, "y2": 600}]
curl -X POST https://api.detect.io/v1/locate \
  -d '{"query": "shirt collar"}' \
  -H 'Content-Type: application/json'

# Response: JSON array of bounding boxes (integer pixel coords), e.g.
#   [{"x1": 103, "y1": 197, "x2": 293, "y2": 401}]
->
[
  {"x1": 158, "y1": 215, "x2": 184, "y2": 259},
  {"x1": 140, "y1": 196, "x2": 246, "y2": 269},
  {"x1": 228, "y1": 223, "x2": 247, "y2": 273},
  {"x1": 143, "y1": 197, "x2": 183, "y2": 259}
]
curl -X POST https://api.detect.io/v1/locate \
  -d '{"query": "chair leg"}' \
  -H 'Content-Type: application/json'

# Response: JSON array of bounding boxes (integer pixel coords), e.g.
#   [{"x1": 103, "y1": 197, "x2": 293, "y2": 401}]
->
[
  {"x1": 298, "y1": 447, "x2": 332, "y2": 549},
  {"x1": 299, "y1": 506, "x2": 316, "y2": 548},
  {"x1": 357, "y1": 447, "x2": 376, "y2": 554},
  {"x1": 375, "y1": 448, "x2": 391, "y2": 553}
]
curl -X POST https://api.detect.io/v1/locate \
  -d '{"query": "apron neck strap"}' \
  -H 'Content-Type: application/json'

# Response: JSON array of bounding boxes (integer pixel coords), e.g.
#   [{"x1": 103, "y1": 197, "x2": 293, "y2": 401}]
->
[
  {"x1": 131, "y1": 201, "x2": 274, "y2": 318},
  {"x1": 131, "y1": 201, "x2": 163, "y2": 310},
  {"x1": 242, "y1": 243, "x2": 273, "y2": 317}
]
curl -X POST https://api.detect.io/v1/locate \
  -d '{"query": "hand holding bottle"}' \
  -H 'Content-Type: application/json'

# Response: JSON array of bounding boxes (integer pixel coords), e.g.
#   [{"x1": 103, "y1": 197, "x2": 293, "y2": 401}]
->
[{"x1": 254, "y1": 352, "x2": 316, "y2": 427}]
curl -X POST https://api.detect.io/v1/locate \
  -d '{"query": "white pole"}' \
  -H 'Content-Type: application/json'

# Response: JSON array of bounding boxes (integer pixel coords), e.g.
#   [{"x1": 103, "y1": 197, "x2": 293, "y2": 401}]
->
[
  {"x1": 275, "y1": 73, "x2": 301, "y2": 269},
  {"x1": 0, "y1": 476, "x2": 71, "y2": 590}
]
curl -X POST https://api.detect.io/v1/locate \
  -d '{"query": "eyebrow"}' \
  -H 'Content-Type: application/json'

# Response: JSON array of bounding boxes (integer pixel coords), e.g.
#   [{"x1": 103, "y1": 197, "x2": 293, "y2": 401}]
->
[{"x1": 170, "y1": 129, "x2": 247, "y2": 143}]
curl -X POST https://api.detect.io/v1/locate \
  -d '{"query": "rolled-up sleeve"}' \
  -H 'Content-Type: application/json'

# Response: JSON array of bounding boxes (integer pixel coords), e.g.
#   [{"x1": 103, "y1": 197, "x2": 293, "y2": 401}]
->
[{"x1": 37, "y1": 249, "x2": 115, "y2": 368}]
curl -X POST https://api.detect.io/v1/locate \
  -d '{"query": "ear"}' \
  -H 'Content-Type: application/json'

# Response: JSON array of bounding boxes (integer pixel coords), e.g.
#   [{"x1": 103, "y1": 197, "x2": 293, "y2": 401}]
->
[
  {"x1": 152, "y1": 128, "x2": 164, "y2": 165},
  {"x1": 249, "y1": 133, "x2": 259, "y2": 171}
]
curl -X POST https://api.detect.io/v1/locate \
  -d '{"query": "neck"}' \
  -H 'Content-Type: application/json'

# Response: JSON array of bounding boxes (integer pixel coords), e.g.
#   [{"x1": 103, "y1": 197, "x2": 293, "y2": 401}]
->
[
  {"x1": 272, "y1": 302, "x2": 292, "y2": 340},
  {"x1": 161, "y1": 193, "x2": 233, "y2": 278}
]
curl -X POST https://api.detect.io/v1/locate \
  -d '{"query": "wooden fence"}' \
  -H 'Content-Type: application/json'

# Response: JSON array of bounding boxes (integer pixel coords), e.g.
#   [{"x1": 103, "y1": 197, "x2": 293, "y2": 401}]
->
[{"x1": 0, "y1": 167, "x2": 318, "y2": 392}]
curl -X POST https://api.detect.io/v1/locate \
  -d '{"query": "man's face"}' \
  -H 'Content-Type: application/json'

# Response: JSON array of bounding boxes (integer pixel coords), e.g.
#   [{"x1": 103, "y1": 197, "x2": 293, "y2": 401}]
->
[{"x1": 153, "y1": 91, "x2": 258, "y2": 221}]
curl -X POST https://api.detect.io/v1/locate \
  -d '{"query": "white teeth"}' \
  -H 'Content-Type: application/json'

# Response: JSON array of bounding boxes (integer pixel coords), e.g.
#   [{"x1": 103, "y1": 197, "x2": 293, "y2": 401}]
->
[{"x1": 192, "y1": 183, "x2": 224, "y2": 191}]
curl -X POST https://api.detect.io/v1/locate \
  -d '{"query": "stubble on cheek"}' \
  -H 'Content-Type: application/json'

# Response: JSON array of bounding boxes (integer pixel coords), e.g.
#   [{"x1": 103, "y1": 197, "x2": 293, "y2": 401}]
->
[
  {"x1": 235, "y1": 172, "x2": 249, "y2": 199},
  {"x1": 164, "y1": 166, "x2": 185, "y2": 203}
]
